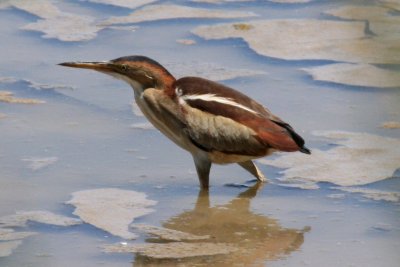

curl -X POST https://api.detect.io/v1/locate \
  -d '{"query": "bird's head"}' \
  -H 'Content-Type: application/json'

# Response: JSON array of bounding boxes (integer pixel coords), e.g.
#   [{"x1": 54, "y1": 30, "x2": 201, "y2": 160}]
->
[{"x1": 59, "y1": 55, "x2": 176, "y2": 94}]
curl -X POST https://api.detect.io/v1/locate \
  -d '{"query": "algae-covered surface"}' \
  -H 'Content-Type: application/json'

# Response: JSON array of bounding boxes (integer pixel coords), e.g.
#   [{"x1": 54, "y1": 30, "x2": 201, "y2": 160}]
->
[{"x1": 0, "y1": 1, "x2": 399, "y2": 266}]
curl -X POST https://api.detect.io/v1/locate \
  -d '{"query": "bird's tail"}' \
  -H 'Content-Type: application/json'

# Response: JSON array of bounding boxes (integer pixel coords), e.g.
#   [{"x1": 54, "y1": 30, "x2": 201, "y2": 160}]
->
[
  {"x1": 271, "y1": 120, "x2": 311, "y2": 155},
  {"x1": 299, "y1": 146, "x2": 311, "y2": 154}
]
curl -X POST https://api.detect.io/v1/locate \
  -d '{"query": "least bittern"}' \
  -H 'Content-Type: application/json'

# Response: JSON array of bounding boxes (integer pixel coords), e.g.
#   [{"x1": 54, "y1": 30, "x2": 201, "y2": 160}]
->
[{"x1": 60, "y1": 56, "x2": 310, "y2": 189}]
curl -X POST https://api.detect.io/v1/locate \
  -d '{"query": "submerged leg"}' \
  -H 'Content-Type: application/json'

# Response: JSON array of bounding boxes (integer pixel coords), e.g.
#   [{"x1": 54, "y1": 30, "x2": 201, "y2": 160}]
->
[
  {"x1": 238, "y1": 160, "x2": 267, "y2": 182},
  {"x1": 193, "y1": 155, "x2": 212, "y2": 190}
]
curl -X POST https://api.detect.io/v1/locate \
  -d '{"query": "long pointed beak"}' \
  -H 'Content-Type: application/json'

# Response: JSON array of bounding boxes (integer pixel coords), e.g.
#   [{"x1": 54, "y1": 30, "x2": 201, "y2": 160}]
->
[{"x1": 58, "y1": 61, "x2": 114, "y2": 72}]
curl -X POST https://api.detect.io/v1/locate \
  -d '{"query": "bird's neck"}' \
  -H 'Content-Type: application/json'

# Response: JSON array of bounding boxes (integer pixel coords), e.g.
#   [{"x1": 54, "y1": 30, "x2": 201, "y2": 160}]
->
[
  {"x1": 155, "y1": 73, "x2": 175, "y2": 92},
  {"x1": 147, "y1": 72, "x2": 176, "y2": 97},
  {"x1": 117, "y1": 73, "x2": 174, "y2": 98}
]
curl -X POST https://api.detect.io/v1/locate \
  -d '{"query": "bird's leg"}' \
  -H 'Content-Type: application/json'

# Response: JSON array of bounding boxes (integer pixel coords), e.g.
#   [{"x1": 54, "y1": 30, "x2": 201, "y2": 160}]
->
[
  {"x1": 238, "y1": 160, "x2": 267, "y2": 182},
  {"x1": 193, "y1": 155, "x2": 212, "y2": 190}
]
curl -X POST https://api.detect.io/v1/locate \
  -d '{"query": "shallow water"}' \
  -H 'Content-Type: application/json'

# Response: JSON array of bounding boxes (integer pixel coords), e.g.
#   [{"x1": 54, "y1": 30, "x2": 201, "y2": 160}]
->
[{"x1": 1, "y1": 1, "x2": 399, "y2": 266}]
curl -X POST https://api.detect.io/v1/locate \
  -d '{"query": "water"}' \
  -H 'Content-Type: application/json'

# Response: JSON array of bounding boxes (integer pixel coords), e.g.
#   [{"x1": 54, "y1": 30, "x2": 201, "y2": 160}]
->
[{"x1": 0, "y1": 1, "x2": 399, "y2": 266}]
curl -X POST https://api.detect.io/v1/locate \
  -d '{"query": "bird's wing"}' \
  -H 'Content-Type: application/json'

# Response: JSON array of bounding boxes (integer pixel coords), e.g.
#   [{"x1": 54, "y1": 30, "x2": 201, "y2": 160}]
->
[{"x1": 174, "y1": 77, "x2": 303, "y2": 155}]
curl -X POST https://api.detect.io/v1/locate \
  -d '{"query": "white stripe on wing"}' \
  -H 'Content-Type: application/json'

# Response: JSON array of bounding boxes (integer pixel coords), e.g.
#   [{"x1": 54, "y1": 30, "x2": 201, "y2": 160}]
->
[{"x1": 179, "y1": 92, "x2": 259, "y2": 115}]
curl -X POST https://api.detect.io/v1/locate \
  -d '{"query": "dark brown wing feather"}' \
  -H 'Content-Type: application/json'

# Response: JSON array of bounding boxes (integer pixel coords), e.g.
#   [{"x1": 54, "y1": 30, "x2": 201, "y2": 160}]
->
[
  {"x1": 175, "y1": 77, "x2": 309, "y2": 155},
  {"x1": 176, "y1": 77, "x2": 269, "y2": 116}
]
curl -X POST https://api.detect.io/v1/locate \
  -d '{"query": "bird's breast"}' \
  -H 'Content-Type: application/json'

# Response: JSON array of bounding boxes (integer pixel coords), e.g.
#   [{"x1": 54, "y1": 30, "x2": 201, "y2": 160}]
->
[{"x1": 135, "y1": 89, "x2": 199, "y2": 153}]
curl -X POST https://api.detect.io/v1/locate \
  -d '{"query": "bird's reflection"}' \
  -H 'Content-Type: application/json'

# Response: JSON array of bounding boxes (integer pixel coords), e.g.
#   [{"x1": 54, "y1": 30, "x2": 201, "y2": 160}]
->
[{"x1": 134, "y1": 182, "x2": 309, "y2": 266}]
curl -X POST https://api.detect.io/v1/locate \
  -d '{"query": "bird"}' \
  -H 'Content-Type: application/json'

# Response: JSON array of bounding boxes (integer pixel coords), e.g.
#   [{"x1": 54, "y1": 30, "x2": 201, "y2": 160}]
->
[{"x1": 59, "y1": 55, "x2": 310, "y2": 190}]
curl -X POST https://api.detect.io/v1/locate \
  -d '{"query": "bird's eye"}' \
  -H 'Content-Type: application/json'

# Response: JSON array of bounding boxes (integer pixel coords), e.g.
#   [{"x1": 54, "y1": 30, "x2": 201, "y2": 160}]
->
[{"x1": 121, "y1": 65, "x2": 128, "y2": 71}]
